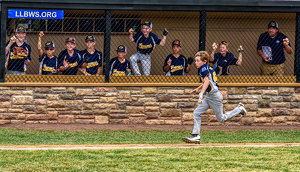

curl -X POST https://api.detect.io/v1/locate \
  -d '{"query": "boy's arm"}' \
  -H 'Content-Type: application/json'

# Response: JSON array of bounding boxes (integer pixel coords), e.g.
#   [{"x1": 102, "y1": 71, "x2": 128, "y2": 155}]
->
[
  {"x1": 210, "y1": 43, "x2": 218, "y2": 62},
  {"x1": 38, "y1": 32, "x2": 44, "y2": 57},
  {"x1": 236, "y1": 52, "x2": 242, "y2": 66},
  {"x1": 129, "y1": 28, "x2": 134, "y2": 42},
  {"x1": 185, "y1": 64, "x2": 191, "y2": 73},
  {"x1": 96, "y1": 67, "x2": 102, "y2": 76}
]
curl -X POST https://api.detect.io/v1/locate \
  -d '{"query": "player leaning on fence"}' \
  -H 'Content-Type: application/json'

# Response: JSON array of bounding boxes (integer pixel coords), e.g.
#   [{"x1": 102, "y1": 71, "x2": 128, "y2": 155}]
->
[
  {"x1": 5, "y1": 26, "x2": 31, "y2": 75},
  {"x1": 129, "y1": 21, "x2": 168, "y2": 75},
  {"x1": 257, "y1": 21, "x2": 292, "y2": 75},
  {"x1": 182, "y1": 51, "x2": 247, "y2": 144},
  {"x1": 37, "y1": 32, "x2": 59, "y2": 75},
  {"x1": 80, "y1": 35, "x2": 103, "y2": 76}
]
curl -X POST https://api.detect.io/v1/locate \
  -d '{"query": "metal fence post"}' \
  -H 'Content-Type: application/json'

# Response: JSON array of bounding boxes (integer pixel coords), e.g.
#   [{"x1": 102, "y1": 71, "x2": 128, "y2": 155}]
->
[
  {"x1": 199, "y1": 11, "x2": 206, "y2": 51},
  {"x1": 295, "y1": 13, "x2": 300, "y2": 83},
  {"x1": 0, "y1": 3, "x2": 7, "y2": 82},
  {"x1": 104, "y1": 10, "x2": 111, "y2": 83}
]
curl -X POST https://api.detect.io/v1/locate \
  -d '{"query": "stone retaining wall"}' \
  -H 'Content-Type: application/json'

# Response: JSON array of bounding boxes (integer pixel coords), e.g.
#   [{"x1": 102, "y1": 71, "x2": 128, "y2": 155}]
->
[{"x1": 0, "y1": 86, "x2": 299, "y2": 125}]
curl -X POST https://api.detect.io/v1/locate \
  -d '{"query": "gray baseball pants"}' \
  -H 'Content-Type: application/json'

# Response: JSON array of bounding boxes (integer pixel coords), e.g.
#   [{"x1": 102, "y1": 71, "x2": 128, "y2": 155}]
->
[
  {"x1": 130, "y1": 52, "x2": 151, "y2": 75},
  {"x1": 192, "y1": 91, "x2": 241, "y2": 135}
]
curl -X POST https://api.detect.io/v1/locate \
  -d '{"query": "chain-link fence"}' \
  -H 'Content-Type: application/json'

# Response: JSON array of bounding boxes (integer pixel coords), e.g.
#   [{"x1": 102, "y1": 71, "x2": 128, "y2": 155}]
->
[{"x1": 4, "y1": 9, "x2": 296, "y2": 83}]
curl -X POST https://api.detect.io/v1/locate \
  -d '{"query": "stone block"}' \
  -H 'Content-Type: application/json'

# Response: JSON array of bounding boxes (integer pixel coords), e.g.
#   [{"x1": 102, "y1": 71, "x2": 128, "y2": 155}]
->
[
  {"x1": 254, "y1": 117, "x2": 272, "y2": 123},
  {"x1": 36, "y1": 106, "x2": 47, "y2": 114},
  {"x1": 271, "y1": 96, "x2": 283, "y2": 102},
  {"x1": 161, "y1": 109, "x2": 181, "y2": 117},
  {"x1": 228, "y1": 87, "x2": 246, "y2": 94},
  {"x1": 94, "y1": 103, "x2": 116, "y2": 109},
  {"x1": 258, "y1": 99, "x2": 271, "y2": 108},
  {"x1": 94, "y1": 109, "x2": 110, "y2": 116},
  {"x1": 279, "y1": 87, "x2": 294, "y2": 94},
  {"x1": 271, "y1": 102, "x2": 289, "y2": 108},
  {"x1": 48, "y1": 101, "x2": 66, "y2": 108},
  {"x1": 109, "y1": 119, "x2": 130, "y2": 124},
  {"x1": 4, "y1": 90, "x2": 22, "y2": 95},
  {"x1": 178, "y1": 102, "x2": 196, "y2": 108},
  {"x1": 160, "y1": 103, "x2": 177, "y2": 108},
  {"x1": 247, "y1": 90, "x2": 262, "y2": 94},
  {"x1": 145, "y1": 106, "x2": 160, "y2": 112},
  {"x1": 126, "y1": 106, "x2": 144, "y2": 114},
  {"x1": 0, "y1": 102, "x2": 11, "y2": 108},
  {"x1": 94, "y1": 87, "x2": 117, "y2": 92},
  {"x1": 99, "y1": 97, "x2": 117, "y2": 103},
  {"x1": 272, "y1": 109, "x2": 290, "y2": 116},
  {"x1": 167, "y1": 90, "x2": 184, "y2": 94},
  {"x1": 26, "y1": 114, "x2": 48, "y2": 120},
  {"x1": 83, "y1": 104, "x2": 93, "y2": 110},
  {"x1": 12, "y1": 96, "x2": 33, "y2": 105},
  {"x1": 118, "y1": 91, "x2": 130, "y2": 99},
  {"x1": 165, "y1": 120, "x2": 182, "y2": 125},
  {"x1": 34, "y1": 99, "x2": 47, "y2": 105},
  {"x1": 228, "y1": 95, "x2": 243, "y2": 100},
  {"x1": 58, "y1": 115, "x2": 75, "y2": 123},
  {"x1": 144, "y1": 102, "x2": 160, "y2": 106},
  {"x1": 142, "y1": 87, "x2": 156, "y2": 94},
  {"x1": 157, "y1": 95, "x2": 171, "y2": 102},
  {"x1": 76, "y1": 89, "x2": 93, "y2": 96},
  {"x1": 48, "y1": 111, "x2": 58, "y2": 120},
  {"x1": 22, "y1": 90, "x2": 33, "y2": 95},
  {"x1": 293, "y1": 94, "x2": 300, "y2": 102},
  {"x1": 224, "y1": 104, "x2": 236, "y2": 111},
  {"x1": 129, "y1": 116, "x2": 146, "y2": 124},
  {"x1": 241, "y1": 117, "x2": 254, "y2": 125},
  {"x1": 145, "y1": 120, "x2": 165, "y2": 125},
  {"x1": 257, "y1": 109, "x2": 272, "y2": 117},
  {"x1": 110, "y1": 114, "x2": 129, "y2": 119},
  {"x1": 0, "y1": 95, "x2": 11, "y2": 102},
  {"x1": 272, "y1": 116, "x2": 287, "y2": 123},
  {"x1": 245, "y1": 104, "x2": 257, "y2": 111},
  {"x1": 262, "y1": 90, "x2": 278, "y2": 96},
  {"x1": 139, "y1": 98, "x2": 156, "y2": 102},
  {"x1": 0, "y1": 120, "x2": 10, "y2": 125},
  {"x1": 95, "y1": 116, "x2": 109, "y2": 124},
  {"x1": 52, "y1": 87, "x2": 66, "y2": 92},
  {"x1": 35, "y1": 87, "x2": 50, "y2": 93},
  {"x1": 75, "y1": 119, "x2": 94, "y2": 124},
  {"x1": 145, "y1": 112, "x2": 160, "y2": 119},
  {"x1": 182, "y1": 113, "x2": 193, "y2": 121}
]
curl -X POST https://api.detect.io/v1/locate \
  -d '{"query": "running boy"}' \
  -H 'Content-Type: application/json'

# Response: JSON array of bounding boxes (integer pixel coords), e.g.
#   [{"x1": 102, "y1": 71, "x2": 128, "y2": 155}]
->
[
  {"x1": 183, "y1": 51, "x2": 247, "y2": 144},
  {"x1": 163, "y1": 40, "x2": 193, "y2": 75},
  {"x1": 58, "y1": 37, "x2": 83, "y2": 75},
  {"x1": 37, "y1": 31, "x2": 59, "y2": 75},
  {"x1": 210, "y1": 41, "x2": 243, "y2": 76},
  {"x1": 80, "y1": 35, "x2": 103, "y2": 76},
  {"x1": 5, "y1": 25, "x2": 31, "y2": 75},
  {"x1": 129, "y1": 21, "x2": 168, "y2": 75},
  {"x1": 109, "y1": 45, "x2": 131, "y2": 76}
]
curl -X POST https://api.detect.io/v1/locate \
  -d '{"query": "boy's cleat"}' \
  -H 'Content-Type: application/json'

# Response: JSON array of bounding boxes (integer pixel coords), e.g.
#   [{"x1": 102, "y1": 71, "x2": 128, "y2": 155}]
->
[
  {"x1": 238, "y1": 103, "x2": 247, "y2": 116},
  {"x1": 182, "y1": 134, "x2": 201, "y2": 144}
]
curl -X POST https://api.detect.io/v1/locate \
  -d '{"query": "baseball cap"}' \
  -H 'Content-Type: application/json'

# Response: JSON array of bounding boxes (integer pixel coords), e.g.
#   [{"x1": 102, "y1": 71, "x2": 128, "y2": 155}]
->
[
  {"x1": 116, "y1": 45, "x2": 127, "y2": 52},
  {"x1": 85, "y1": 35, "x2": 95, "y2": 42},
  {"x1": 16, "y1": 25, "x2": 26, "y2": 33},
  {"x1": 65, "y1": 37, "x2": 76, "y2": 44},
  {"x1": 172, "y1": 40, "x2": 182, "y2": 47},
  {"x1": 142, "y1": 21, "x2": 153, "y2": 28},
  {"x1": 45, "y1": 41, "x2": 55, "y2": 49},
  {"x1": 268, "y1": 21, "x2": 278, "y2": 29}
]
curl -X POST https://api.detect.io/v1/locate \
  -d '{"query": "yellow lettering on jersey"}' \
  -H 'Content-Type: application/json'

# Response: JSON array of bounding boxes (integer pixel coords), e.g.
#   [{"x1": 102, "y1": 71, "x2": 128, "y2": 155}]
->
[
  {"x1": 112, "y1": 69, "x2": 125, "y2": 76},
  {"x1": 10, "y1": 54, "x2": 25, "y2": 59},
  {"x1": 138, "y1": 43, "x2": 152, "y2": 49},
  {"x1": 69, "y1": 62, "x2": 78, "y2": 68},
  {"x1": 87, "y1": 62, "x2": 99, "y2": 68},
  {"x1": 170, "y1": 65, "x2": 183, "y2": 73},
  {"x1": 43, "y1": 65, "x2": 55, "y2": 72}
]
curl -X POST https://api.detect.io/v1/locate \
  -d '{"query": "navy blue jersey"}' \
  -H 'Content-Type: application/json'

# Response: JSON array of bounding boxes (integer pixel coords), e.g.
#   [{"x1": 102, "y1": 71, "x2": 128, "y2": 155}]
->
[
  {"x1": 199, "y1": 64, "x2": 219, "y2": 93},
  {"x1": 109, "y1": 57, "x2": 131, "y2": 76},
  {"x1": 58, "y1": 49, "x2": 80, "y2": 65},
  {"x1": 5, "y1": 41, "x2": 31, "y2": 72},
  {"x1": 212, "y1": 52, "x2": 237, "y2": 75},
  {"x1": 39, "y1": 54, "x2": 59, "y2": 75},
  {"x1": 59, "y1": 50, "x2": 83, "y2": 75},
  {"x1": 81, "y1": 49, "x2": 103, "y2": 75},
  {"x1": 133, "y1": 31, "x2": 161, "y2": 54},
  {"x1": 257, "y1": 32, "x2": 290, "y2": 64},
  {"x1": 163, "y1": 54, "x2": 188, "y2": 75}
]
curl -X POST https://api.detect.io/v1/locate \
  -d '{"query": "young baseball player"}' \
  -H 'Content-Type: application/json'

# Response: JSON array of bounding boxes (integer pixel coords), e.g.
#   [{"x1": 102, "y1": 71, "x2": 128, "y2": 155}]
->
[
  {"x1": 210, "y1": 41, "x2": 243, "y2": 76},
  {"x1": 163, "y1": 40, "x2": 193, "y2": 75},
  {"x1": 129, "y1": 21, "x2": 168, "y2": 75},
  {"x1": 37, "y1": 31, "x2": 59, "y2": 75},
  {"x1": 80, "y1": 35, "x2": 103, "y2": 76},
  {"x1": 58, "y1": 37, "x2": 83, "y2": 75},
  {"x1": 5, "y1": 25, "x2": 31, "y2": 75},
  {"x1": 183, "y1": 51, "x2": 247, "y2": 144},
  {"x1": 109, "y1": 45, "x2": 131, "y2": 76}
]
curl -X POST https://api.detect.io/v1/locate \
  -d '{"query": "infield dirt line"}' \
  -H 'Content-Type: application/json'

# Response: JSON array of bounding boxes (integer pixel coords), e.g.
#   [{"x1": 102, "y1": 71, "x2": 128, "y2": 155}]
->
[{"x1": 1, "y1": 143, "x2": 300, "y2": 150}]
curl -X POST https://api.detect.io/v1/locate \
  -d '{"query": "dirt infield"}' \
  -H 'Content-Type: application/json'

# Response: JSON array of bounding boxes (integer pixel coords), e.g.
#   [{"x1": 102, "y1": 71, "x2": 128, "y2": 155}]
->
[{"x1": 0, "y1": 124, "x2": 299, "y2": 131}]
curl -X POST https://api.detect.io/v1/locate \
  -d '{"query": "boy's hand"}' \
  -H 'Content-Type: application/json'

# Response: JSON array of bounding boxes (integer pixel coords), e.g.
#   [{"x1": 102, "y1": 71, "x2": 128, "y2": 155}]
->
[
  {"x1": 63, "y1": 60, "x2": 70, "y2": 68},
  {"x1": 237, "y1": 45, "x2": 244, "y2": 53},
  {"x1": 163, "y1": 28, "x2": 168, "y2": 36},
  {"x1": 129, "y1": 28, "x2": 134, "y2": 35},
  {"x1": 10, "y1": 36, "x2": 17, "y2": 44},
  {"x1": 198, "y1": 93, "x2": 203, "y2": 104},
  {"x1": 283, "y1": 38, "x2": 289, "y2": 46},
  {"x1": 212, "y1": 43, "x2": 218, "y2": 51},
  {"x1": 167, "y1": 59, "x2": 172, "y2": 66},
  {"x1": 39, "y1": 31, "x2": 44, "y2": 38},
  {"x1": 187, "y1": 57, "x2": 194, "y2": 65}
]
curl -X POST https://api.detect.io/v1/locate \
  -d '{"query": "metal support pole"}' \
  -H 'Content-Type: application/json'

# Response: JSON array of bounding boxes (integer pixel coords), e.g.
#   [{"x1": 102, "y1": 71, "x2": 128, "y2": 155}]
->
[
  {"x1": 0, "y1": 4, "x2": 7, "y2": 82},
  {"x1": 295, "y1": 13, "x2": 300, "y2": 83},
  {"x1": 199, "y1": 11, "x2": 206, "y2": 51},
  {"x1": 104, "y1": 10, "x2": 111, "y2": 83}
]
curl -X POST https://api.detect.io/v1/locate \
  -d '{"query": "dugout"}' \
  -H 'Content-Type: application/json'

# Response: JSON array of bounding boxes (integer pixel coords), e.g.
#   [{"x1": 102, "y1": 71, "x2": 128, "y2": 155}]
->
[{"x1": 0, "y1": 1, "x2": 299, "y2": 125}]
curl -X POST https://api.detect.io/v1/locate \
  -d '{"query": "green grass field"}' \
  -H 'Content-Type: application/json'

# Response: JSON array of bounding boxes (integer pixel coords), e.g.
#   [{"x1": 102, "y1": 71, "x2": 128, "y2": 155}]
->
[{"x1": 0, "y1": 129, "x2": 299, "y2": 171}]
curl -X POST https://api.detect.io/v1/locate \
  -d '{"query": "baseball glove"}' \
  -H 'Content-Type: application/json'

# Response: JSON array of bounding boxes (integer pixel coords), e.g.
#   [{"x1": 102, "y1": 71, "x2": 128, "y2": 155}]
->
[
  {"x1": 163, "y1": 28, "x2": 168, "y2": 36},
  {"x1": 13, "y1": 47, "x2": 28, "y2": 57}
]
